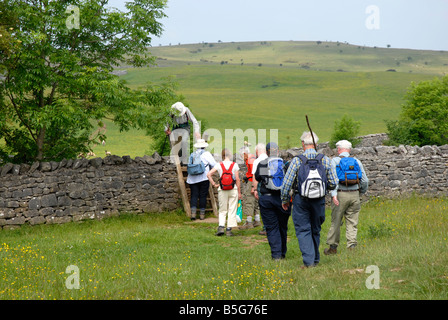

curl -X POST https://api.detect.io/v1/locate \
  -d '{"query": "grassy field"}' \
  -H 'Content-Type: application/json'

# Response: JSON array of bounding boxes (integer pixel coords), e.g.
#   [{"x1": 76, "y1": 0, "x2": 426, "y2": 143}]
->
[
  {"x1": 89, "y1": 119, "x2": 153, "y2": 159},
  {"x1": 1, "y1": 195, "x2": 447, "y2": 300},
  {"x1": 100, "y1": 41, "x2": 447, "y2": 155}
]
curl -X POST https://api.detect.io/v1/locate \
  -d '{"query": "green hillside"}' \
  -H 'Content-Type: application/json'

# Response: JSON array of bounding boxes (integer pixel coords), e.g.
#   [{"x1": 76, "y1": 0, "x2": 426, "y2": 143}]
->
[
  {"x1": 97, "y1": 41, "x2": 448, "y2": 156},
  {"x1": 147, "y1": 41, "x2": 448, "y2": 74}
]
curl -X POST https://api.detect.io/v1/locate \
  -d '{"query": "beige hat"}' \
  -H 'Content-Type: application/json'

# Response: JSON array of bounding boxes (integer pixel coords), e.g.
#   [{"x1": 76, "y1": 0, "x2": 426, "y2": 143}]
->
[
  {"x1": 171, "y1": 102, "x2": 187, "y2": 116},
  {"x1": 194, "y1": 139, "x2": 209, "y2": 148}
]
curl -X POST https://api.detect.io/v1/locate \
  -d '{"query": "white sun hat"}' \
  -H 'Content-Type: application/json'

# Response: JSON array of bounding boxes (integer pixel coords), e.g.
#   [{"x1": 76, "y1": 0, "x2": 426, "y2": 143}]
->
[
  {"x1": 171, "y1": 102, "x2": 187, "y2": 116},
  {"x1": 193, "y1": 139, "x2": 209, "y2": 149}
]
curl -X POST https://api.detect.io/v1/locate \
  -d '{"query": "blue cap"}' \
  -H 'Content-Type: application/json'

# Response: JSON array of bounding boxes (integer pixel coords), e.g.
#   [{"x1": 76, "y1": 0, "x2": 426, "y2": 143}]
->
[{"x1": 266, "y1": 142, "x2": 279, "y2": 151}]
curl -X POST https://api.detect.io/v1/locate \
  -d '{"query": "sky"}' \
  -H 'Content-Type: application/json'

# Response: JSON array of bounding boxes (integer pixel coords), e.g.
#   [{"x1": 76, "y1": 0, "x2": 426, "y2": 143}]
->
[{"x1": 108, "y1": 0, "x2": 448, "y2": 51}]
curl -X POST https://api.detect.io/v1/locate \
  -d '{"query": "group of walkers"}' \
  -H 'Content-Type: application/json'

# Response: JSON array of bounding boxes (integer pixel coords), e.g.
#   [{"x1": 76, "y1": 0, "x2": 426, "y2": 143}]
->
[{"x1": 165, "y1": 102, "x2": 369, "y2": 268}]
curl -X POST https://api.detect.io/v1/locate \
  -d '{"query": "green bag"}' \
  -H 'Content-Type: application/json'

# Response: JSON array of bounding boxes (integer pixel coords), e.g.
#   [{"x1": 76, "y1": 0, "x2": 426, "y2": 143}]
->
[{"x1": 236, "y1": 200, "x2": 243, "y2": 223}]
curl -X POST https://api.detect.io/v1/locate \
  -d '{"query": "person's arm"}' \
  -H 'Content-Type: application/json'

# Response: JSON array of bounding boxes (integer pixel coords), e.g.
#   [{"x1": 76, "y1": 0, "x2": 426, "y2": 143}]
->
[
  {"x1": 235, "y1": 169, "x2": 242, "y2": 200},
  {"x1": 204, "y1": 152, "x2": 217, "y2": 169},
  {"x1": 330, "y1": 158, "x2": 340, "y2": 206},
  {"x1": 185, "y1": 108, "x2": 200, "y2": 140},
  {"x1": 281, "y1": 157, "x2": 299, "y2": 209},
  {"x1": 207, "y1": 167, "x2": 219, "y2": 188},
  {"x1": 324, "y1": 156, "x2": 338, "y2": 196},
  {"x1": 253, "y1": 166, "x2": 260, "y2": 200},
  {"x1": 357, "y1": 158, "x2": 369, "y2": 194},
  {"x1": 251, "y1": 158, "x2": 260, "y2": 195},
  {"x1": 164, "y1": 122, "x2": 171, "y2": 135}
]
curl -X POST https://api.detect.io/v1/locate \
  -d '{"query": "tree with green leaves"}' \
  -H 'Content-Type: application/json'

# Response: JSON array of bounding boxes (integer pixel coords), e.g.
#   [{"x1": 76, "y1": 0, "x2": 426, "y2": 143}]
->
[
  {"x1": 385, "y1": 75, "x2": 448, "y2": 146},
  {"x1": 329, "y1": 114, "x2": 361, "y2": 148},
  {"x1": 0, "y1": 0, "x2": 179, "y2": 163}
]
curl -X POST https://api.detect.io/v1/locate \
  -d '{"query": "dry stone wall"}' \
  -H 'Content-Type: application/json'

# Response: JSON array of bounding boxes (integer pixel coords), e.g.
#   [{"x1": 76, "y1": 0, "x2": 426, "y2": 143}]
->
[
  {"x1": 1, "y1": 134, "x2": 447, "y2": 230},
  {"x1": 0, "y1": 153, "x2": 180, "y2": 230},
  {"x1": 279, "y1": 134, "x2": 448, "y2": 197}
]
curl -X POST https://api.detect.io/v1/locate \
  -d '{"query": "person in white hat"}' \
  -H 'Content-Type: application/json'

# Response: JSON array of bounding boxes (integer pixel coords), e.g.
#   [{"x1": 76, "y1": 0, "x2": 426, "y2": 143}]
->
[
  {"x1": 164, "y1": 102, "x2": 201, "y2": 165},
  {"x1": 186, "y1": 139, "x2": 217, "y2": 220},
  {"x1": 324, "y1": 139, "x2": 369, "y2": 255}
]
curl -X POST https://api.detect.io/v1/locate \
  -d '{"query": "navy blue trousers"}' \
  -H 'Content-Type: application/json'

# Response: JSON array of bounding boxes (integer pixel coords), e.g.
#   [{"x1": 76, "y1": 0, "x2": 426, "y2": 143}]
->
[
  {"x1": 258, "y1": 194, "x2": 291, "y2": 259},
  {"x1": 292, "y1": 195, "x2": 326, "y2": 266},
  {"x1": 189, "y1": 180, "x2": 209, "y2": 210}
]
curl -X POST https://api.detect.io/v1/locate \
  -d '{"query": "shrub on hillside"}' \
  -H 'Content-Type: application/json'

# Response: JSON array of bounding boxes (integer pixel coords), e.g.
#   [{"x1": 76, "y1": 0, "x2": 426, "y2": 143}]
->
[{"x1": 329, "y1": 114, "x2": 361, "y2": 148}]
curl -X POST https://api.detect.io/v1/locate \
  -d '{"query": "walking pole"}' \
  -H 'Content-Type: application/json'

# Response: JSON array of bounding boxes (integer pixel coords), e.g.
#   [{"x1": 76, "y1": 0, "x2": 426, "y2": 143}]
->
[
  {"x1": 305, "y1": 115, "x2": 318, "y2": 150},
  {"x1": 160, "y1": 134, "x2": 168, "y2": 156}
]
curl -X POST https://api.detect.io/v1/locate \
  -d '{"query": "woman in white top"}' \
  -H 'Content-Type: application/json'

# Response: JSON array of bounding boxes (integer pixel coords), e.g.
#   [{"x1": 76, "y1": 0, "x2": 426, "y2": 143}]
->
[
  {"x1": 187, "y1": 139, "x2": 217, "y2": 220},
  {"x1": 207, "y1": 148, "x2": 242, "y2": 236}
]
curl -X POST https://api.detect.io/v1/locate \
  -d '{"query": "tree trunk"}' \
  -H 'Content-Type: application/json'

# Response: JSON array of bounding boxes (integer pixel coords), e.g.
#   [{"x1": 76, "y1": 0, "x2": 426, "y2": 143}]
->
[{"x1": 36, "y1": 126, "x2": 46, "y2": 161}]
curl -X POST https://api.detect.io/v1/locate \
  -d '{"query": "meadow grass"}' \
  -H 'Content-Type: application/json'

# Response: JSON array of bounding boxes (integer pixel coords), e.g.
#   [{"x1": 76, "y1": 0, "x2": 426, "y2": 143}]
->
[
  {"x1": 1, "y1": 195, "x2": 446, "y2": 300},
  {"x1": 89, "y1": 119, "x2": 153, "y2": 159},
  {"x1": 122, "y1": 64, "x2": 435, "y2": 152}
]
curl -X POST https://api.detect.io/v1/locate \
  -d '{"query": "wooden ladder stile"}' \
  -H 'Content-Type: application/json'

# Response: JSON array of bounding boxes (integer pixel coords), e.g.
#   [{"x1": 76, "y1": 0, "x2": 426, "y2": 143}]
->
[{"x1": 174, "y1": 155, "x2": 218, "y2": 218}]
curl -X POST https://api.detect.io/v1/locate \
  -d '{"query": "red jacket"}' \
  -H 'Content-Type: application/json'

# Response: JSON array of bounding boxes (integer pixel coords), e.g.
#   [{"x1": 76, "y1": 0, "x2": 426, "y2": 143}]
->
[{"x1": 245, "y1": 154, "x2": 256, "y2": 182}]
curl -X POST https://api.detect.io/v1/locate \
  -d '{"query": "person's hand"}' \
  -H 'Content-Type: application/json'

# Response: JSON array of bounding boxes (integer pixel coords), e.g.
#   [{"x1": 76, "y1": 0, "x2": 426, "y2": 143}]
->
[
  {"x1": 282, "y1": 203, "x2": 289, "y2": 211},
  {"x1": 213, "y1": 183, "x2": 219, "y2": 189},
  {"x1": 254, "y1": 190, "x2": 259, "y2": 200},
  {"x1": 165, "y1": 129, "x2": 171, "y2": 136},
  {"x1": 251, "y1": 187, "x2": 255, "y2": 195},
  {"x1": 332, "y1": 195, "x2": 339, "y2": 206},
  {"x1": 238, "y1": 192, "x2": 242, "y2": 200},
  {"x1": 194, "y1": 132, "x2": 201, "y2": 140}
]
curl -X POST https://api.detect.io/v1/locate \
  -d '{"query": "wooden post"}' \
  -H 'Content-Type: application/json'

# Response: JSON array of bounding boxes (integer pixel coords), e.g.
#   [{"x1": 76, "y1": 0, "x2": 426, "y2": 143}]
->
[
  {"x1": 209, "y1": 183, "x2": 218, "y2": 217},
  {"x1": 174, "y1": 155, "x2": 191, "y2": 218}
]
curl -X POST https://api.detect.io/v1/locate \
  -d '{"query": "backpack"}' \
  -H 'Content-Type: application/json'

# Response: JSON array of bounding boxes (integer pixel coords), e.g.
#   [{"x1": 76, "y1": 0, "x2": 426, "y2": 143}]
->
[
  {"x1": 219, "y1": 162, "x2": 236, "y2": 190},
  {"x1": 337, "y1": 156, "x2": 362, "y2": 186},
  {"x1": 297, "y1": 154, "x2": 327, "y2": 199},
  {"x1": 187, "y1": 149, "x2": 205, "y2": 175},
  {"x1": 264, "y1": 157, "x2": 285, "y2": 190}
]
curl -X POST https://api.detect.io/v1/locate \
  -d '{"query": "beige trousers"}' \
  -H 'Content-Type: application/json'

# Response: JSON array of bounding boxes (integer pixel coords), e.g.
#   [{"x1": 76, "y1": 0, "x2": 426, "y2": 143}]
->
[
  {"x1": 218, "y1": 188, "x2": 238, "y2": 228},
  {"x1": 326, "y1": 191, "x2": 361, "y2": 248},
  {"x1": 242, "y1": 180, "x2": 259, "y2": 218}
]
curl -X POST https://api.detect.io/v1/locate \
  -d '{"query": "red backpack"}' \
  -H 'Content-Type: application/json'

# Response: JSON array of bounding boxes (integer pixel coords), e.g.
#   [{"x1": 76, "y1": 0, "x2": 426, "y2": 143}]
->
[{"x1": 219, "y1": 162, "x2": 236, "y2": 190}]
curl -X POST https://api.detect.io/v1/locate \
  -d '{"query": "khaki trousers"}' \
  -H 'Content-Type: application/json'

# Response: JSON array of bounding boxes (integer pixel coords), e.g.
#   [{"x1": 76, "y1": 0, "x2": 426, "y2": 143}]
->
[
  {"x1": 326, "y1": 191, "x2": 361, "y2": 248},
  {"x1": 218, "y1": 188, "x2": 238, "y2": 228},
  {"x1": 242, "y1": 180, "x2": 259, "y2": 218}
]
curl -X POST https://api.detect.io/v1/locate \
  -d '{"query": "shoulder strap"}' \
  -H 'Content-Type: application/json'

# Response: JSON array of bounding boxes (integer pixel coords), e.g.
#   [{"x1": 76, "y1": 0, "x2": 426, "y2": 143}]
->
[
  {"x1": 221, "y1": 162, "x2": 235, "y2": 174},
  {"x1": 298, "y1": 154, "x2": 308, "y2": 164}
]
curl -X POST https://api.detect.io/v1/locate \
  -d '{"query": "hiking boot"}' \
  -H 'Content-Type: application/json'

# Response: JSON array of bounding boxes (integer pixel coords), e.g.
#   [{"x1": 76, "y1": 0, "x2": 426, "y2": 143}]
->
[
  {"x1": 190, "y1": 208, "x2": 197, "y2": 221},
  {"x1": 199, "y1": 209, "x2": 205, "y2": 220},
  {"x1": 324, "y1": 246, "x2": 338, "y2": 255},
  {"x1": 226, "y1": 228, "x2": 234, "y2": 236},
  {"x1": 348, "y1": 244, "x2": 357, "y2": 250},
  {"x1": 239, "y1": 221, "x2": 254, "y2": 230},
  {"x1": 215, "y1": 226, "x2": 225, "y2": 236},
  {"x1": 253, "y1": 220, "x2": 262, "y2": 227},
  {"x1": 258, "y1": 229, "x2": 267, "y2": 236}
]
